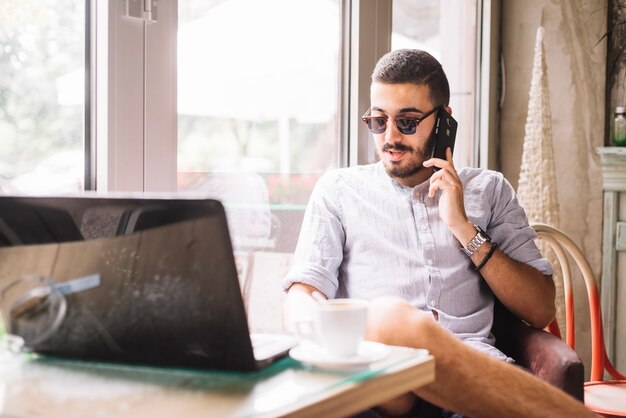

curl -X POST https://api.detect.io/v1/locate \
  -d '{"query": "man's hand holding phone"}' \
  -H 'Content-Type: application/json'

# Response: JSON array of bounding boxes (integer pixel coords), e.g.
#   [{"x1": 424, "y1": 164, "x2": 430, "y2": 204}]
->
[
  {"x1": 424, "y1": 147, "x2": 468, "y2": 231},
  {"x1": 424, "y1": 110, "x2": 470, "y2": 239}
]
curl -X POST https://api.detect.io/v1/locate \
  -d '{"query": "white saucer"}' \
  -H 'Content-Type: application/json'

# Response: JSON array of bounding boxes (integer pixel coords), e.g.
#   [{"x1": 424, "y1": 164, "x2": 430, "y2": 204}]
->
[{"x1": 289, "y1": 341, "x2": 390, "y2": 371}]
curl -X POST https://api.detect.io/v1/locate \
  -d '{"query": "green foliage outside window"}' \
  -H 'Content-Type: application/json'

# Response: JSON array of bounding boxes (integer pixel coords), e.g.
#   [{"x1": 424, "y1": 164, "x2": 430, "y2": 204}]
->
[{"x1": 0, "y1": 0, "x2": 84, "y2": 191}]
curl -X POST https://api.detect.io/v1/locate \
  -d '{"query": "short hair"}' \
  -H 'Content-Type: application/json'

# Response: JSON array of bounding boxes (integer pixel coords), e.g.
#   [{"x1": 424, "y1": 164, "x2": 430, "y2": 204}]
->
[{"x1": 372, "y1": 49, "x2": 450, "y2": 107}]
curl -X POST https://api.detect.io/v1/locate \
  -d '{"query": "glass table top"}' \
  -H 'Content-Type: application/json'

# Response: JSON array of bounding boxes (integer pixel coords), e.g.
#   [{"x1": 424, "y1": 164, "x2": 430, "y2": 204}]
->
[{"x1": 0, "y1": 345, "x2": 433, "y2": 418}]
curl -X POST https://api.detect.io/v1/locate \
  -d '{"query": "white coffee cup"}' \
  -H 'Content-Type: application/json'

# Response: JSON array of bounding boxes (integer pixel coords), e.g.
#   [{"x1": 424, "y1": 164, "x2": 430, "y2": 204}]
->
[{"x1": 296, "y1": 298, "x2": 369, "y2": 357}]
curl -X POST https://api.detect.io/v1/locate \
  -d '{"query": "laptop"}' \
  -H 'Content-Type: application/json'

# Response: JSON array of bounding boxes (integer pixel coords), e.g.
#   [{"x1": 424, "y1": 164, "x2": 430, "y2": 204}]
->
[{"x1": 0, "y1": 195, "x2": 296, "y2": 371}]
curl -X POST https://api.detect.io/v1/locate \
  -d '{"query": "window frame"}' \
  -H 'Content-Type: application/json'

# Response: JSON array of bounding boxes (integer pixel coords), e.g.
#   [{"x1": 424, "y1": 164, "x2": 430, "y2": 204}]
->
[
  {"x1": 92, "y1": 0, "x2": 177, "y2": 192},
  {"x1": 475, "y1": 0, "x2": 501, "y2": 170}
]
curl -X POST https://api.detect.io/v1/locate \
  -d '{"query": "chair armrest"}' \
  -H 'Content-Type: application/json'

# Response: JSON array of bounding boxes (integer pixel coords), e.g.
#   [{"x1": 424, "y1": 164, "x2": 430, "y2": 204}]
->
[{"x1": 493, "y1": 302, "x2": 584, "y2": 402}]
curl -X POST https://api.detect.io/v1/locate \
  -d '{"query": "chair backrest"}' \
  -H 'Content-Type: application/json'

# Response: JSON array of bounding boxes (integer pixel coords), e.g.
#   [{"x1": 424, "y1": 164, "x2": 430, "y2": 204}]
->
[{"x1": 532, "y1": 223, "x2": 625, "y2": 382}]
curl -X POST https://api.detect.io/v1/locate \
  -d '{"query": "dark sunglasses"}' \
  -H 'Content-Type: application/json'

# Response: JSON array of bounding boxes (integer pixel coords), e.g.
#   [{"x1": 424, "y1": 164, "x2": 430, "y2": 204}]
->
[{"x1": 361, "y1": 106, "x2": 442, "y2": 135}]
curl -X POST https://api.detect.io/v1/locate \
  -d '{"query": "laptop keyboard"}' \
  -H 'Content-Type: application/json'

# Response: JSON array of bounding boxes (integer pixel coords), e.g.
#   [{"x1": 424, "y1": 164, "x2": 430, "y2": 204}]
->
[
  {"x1": 250, "y1": 333, "x2": 297, "y2": 361},
  {"x1": 250, "y1": 333, "x2": 276, "y2": 349}
]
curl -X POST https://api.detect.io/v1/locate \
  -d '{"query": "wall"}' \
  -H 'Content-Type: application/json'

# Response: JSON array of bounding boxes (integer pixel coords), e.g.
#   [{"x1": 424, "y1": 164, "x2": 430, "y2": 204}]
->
[{"x1": 500, "y1": 0, "x2": 607, "y2": 375}]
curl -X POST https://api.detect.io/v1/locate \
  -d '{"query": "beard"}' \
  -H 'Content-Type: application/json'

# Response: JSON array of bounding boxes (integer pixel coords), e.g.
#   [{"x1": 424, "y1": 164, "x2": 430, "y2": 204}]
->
[{"x1": 379, "y1": 131, "x2": 436, "y2": 179}]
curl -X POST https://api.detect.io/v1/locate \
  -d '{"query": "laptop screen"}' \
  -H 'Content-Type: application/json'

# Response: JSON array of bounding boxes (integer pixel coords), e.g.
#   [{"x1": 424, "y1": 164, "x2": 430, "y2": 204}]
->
[{"x1": 0, "y1": 195, "x2": 260, "y2": 371}]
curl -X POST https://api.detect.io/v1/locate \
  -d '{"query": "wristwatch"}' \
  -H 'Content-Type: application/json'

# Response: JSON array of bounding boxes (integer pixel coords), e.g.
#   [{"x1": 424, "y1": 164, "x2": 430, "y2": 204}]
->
[{"x1": 461, "y1": 224, "x2": 491, "y2": 257}]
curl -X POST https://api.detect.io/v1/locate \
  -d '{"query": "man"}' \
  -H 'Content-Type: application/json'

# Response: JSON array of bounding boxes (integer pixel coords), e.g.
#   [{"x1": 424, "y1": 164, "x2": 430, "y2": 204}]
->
[{"x1": 283, "y1": 49, "x2": 594, "y2": 417}]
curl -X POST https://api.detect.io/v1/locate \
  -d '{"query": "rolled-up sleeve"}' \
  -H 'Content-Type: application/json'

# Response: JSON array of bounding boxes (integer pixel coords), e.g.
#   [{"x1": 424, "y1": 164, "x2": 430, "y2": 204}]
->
[
  {"x1": 485, "y1": 173, "x2": 553, "y2": 276},
  {"x1": 282, "y1": 172, "x2": 345, "y2": 298}
]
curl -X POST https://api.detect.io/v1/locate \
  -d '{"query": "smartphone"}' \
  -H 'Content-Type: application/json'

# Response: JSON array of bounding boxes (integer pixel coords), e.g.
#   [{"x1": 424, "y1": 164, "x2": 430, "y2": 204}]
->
[{"x1": 431, "y1": 109, "x2": 458, "y2": 170}]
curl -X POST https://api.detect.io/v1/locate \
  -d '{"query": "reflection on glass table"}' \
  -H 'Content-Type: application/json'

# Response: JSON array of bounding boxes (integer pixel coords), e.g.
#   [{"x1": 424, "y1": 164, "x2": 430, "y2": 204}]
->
[{"x1": 0, "y1": 345, "x2": 434, "y2": 418}]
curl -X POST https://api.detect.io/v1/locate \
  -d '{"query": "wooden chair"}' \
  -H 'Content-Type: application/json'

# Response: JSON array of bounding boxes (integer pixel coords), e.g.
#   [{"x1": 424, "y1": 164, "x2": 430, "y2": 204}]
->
[{"x1": 532, "y1": 223, "x2": 626, "y2": 417}]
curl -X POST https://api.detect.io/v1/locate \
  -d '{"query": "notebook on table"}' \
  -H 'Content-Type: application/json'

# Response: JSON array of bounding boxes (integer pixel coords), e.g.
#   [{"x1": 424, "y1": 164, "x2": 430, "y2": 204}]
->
[{"x1": 0, "y1": 195, "x2": 296, "y2": 371}]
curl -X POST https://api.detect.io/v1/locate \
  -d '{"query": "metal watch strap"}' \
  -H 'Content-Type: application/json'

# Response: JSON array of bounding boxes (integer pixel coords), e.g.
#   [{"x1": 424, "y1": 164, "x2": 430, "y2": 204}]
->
[{"x1": 461, "y1": 224, "x2": 491, "y2": 257}]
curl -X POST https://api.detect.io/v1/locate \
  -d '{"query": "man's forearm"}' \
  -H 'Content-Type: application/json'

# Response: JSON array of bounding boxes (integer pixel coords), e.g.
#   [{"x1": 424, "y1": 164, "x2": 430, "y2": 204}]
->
[
  {"x1": 474, "y1": 244, "x2": 556, "y2": 328},
  {"x1": 451, "y1": 221, "x2": 556, "y2": 328},
  {"x1": 282, "y1": 283, "x2": 326, "y2": 332}
]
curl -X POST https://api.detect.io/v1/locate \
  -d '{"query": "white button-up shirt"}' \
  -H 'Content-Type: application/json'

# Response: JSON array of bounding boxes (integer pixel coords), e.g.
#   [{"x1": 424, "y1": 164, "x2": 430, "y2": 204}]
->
[{"x1": 283, "y1": 162, "x2": 552, "y2": 360}]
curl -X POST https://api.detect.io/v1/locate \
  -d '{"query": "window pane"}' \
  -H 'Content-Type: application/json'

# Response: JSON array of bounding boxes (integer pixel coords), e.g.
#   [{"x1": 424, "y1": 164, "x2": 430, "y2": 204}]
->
[
  {"x1": 392, "y1": 0, "x2": 477, "y2": 168},
  {"x1": 0, "y1": 0, "x2": 86, "y2": 193},
  {"x1": 177, "y1": 0, "x2": 341, "y2": 254}
]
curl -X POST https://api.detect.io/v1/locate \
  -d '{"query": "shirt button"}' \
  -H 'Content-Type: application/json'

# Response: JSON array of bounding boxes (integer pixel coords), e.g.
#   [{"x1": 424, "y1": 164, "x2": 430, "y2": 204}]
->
[{"x1": 426, "y1": 259, "x2": 433, "y2": 266}]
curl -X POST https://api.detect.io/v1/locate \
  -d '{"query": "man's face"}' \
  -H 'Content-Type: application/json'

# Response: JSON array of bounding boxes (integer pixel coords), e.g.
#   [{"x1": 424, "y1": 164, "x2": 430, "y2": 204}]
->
[{"x1": 369, "y1": 82, "x2": 438, "y2": 186}]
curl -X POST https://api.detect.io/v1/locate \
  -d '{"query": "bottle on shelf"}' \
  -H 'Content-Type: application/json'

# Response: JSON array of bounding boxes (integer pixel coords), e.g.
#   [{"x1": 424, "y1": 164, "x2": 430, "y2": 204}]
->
[{"x1": 614, "y1": 106, "x2": 626, "y2": 146}]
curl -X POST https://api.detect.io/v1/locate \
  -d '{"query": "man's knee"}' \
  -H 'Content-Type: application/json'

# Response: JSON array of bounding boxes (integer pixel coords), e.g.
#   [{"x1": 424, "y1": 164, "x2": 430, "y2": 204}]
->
[{"x1": 365, "y1": 296, "x2": 436, "y2": 348}]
